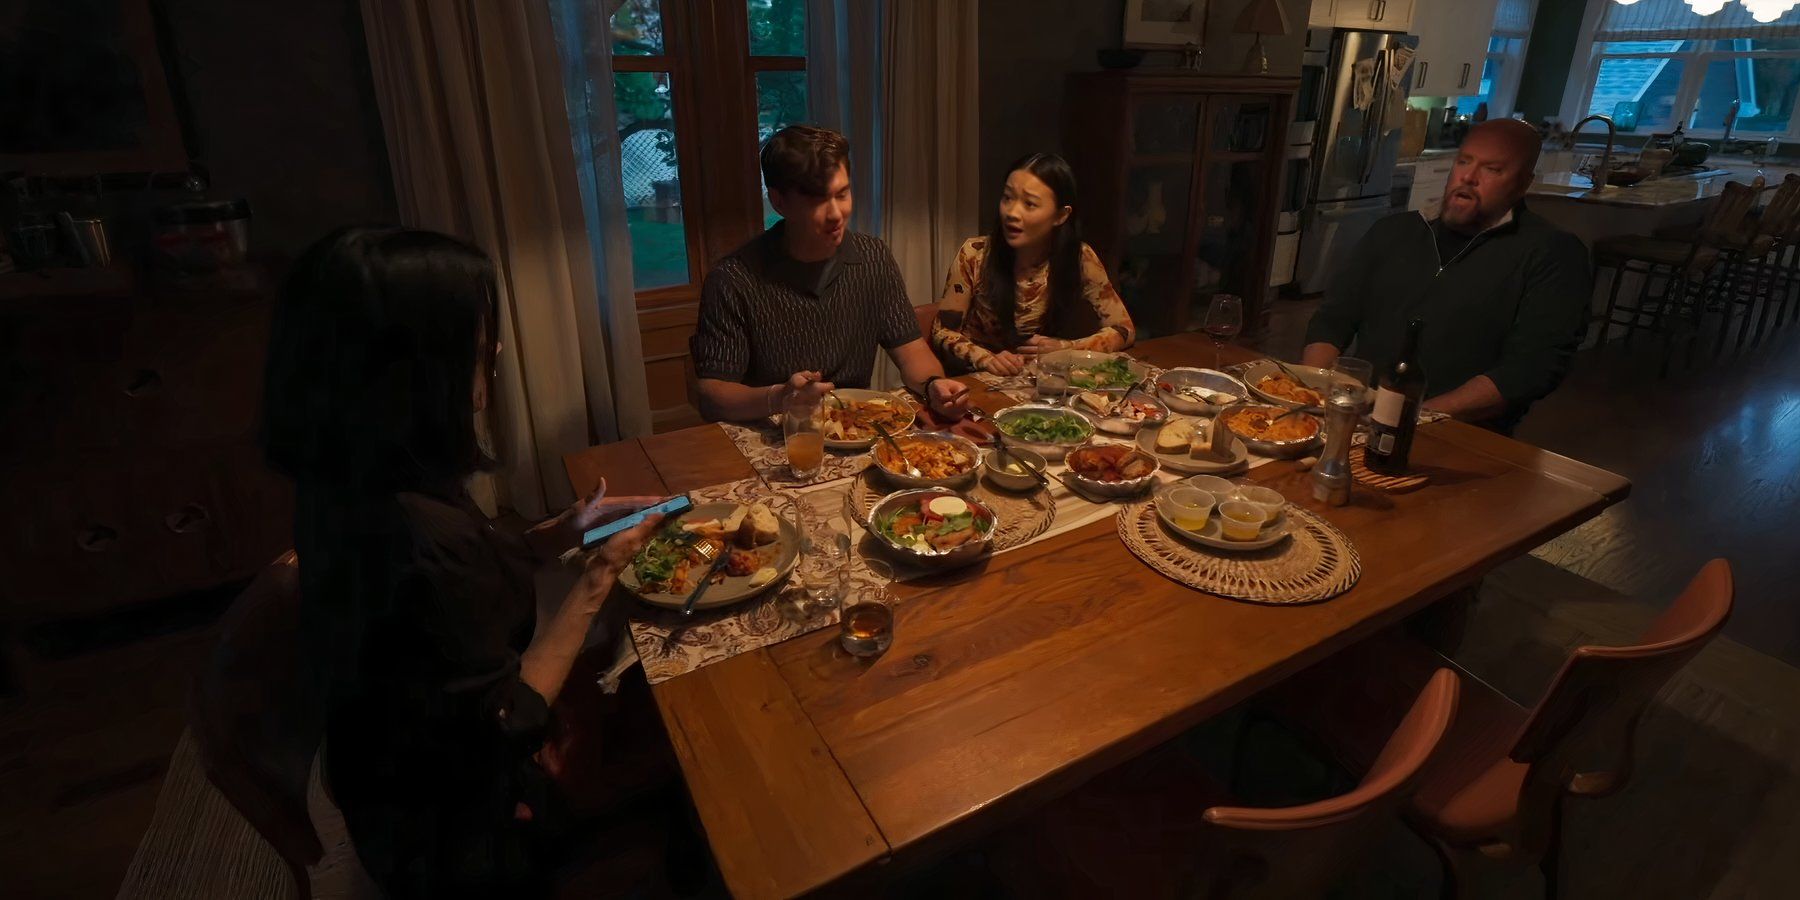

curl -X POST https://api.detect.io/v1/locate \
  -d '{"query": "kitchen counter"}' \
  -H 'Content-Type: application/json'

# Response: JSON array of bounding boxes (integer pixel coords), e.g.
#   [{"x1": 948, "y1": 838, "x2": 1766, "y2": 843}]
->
[{"x1": 1527, "y1": 169, "x2": 1757, "y2": 208}]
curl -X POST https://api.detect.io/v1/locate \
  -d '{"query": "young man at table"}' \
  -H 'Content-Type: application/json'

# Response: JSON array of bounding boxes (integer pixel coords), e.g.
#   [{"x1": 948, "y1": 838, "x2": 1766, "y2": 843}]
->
[
  {"x1": 1301, "y1": 118, "x2": 1591, "y2": 434},
  {"x1": 691, "y1": 125, "x2": 971, "y2": 422}
]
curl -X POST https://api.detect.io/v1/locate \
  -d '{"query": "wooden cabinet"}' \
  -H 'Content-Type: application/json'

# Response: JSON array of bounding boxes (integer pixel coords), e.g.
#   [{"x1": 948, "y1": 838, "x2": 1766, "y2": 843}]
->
[
  {"x1": 0, "y1": 269, "x2": 293, "y2": 623},
  {"x1": 1326, "y1": 0, "x2": 1415, "y2": 31},
  {"x1": 1308, "y1": 0, "x2": 1337, "y2": 28},
  {"x1": 1064, "y1": 73, "x2": 1297, "y2": 339},
  {"x1": 1409, "y1": 0, "x2": 1501, "y2": 97}
]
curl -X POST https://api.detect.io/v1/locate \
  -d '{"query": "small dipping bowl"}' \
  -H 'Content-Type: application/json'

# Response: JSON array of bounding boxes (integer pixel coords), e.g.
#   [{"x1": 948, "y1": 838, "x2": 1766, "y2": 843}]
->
[
  {"x1": 1217, "y1": 501, "x2": 1266, "y2": 542},
  {"x1": 982, "y1": 446, "x2": 1048, "y2": 492},
  {"x1": 1232, "y1": 485, "x2": 1287, "y2": 524},
  {"x1": 1163, "y1": 487, "x2": 1215, "y2": 532},
  {"x1": 1186, "y1": 474, "x2": 1239, "y2": 505}
]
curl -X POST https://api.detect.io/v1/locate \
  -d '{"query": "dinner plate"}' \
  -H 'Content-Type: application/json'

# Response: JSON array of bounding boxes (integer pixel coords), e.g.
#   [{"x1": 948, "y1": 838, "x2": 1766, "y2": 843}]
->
[
  {"x1": 1239, "y1": 360, "x2": 1358, "y2": 410},
  {"x1": 620, "y1": 502, "x2": 802, "y2": 611},
  {"x1": 1135, "y1": 417, "x2": 1251, "y2": 475},
  {"x1": 822, "y1": 389, "x2": 919, "y2": 450},
  {"x1": 1154, "y1": 498, "x2": 1291, "y2": 551}
]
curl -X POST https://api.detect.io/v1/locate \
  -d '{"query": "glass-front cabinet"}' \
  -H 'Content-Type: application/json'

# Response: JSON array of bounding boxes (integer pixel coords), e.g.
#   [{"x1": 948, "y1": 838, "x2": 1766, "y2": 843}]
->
[{"x1": 1066, "y1": 74, "x2": 1295, "y2": 339}]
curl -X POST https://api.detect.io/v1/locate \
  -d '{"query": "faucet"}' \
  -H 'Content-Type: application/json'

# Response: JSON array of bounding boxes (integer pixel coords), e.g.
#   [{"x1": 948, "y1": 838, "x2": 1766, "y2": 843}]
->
[{"x1": 1570, "y1": 114, "x2": 1617, "y2": 194}]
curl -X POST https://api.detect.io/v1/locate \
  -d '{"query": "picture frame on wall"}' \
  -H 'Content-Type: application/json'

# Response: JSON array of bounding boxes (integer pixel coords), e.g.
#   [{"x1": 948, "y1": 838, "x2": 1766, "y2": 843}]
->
[{"x1": 1122, "y1": 0, "x2": 1209, "y2": 49}]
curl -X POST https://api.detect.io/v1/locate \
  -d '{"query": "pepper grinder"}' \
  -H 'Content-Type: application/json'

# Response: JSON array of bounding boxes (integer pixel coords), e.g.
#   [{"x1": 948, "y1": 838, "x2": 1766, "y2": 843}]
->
[{"x1": 1312, "y1": 393, "x2": 1360, "y2": 506}]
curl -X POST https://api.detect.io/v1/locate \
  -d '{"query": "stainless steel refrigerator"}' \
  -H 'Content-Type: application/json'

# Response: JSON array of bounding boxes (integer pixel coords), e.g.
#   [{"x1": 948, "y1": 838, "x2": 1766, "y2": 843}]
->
[{"x1": 1296, "y1": 29, "x2": 1420, "y2": 295}]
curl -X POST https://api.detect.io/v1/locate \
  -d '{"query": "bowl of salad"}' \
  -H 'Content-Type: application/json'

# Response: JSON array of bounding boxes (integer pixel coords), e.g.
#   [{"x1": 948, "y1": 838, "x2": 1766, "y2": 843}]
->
[
  {"x1": 867, "y1": 488, "x2": 998, "y2": 569},
  {"x1": 993, "y1": 403, "x2": 1095, "y2": 461},
  {"x1": 1036, "y1": 349, "x2": 1151, "y2": 399}
]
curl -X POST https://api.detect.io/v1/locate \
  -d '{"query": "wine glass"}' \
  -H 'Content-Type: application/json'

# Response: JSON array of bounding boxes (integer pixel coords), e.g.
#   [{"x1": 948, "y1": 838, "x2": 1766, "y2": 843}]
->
[{"x1": 1202, "y1": 294, "x2": 1244, "y2": 370}]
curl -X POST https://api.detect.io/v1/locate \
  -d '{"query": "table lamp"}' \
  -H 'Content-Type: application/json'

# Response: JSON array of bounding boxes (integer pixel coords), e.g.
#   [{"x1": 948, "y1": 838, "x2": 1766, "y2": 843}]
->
[{"x1": 1235, "y1": 0, "x2": 1290, "y2": 75}]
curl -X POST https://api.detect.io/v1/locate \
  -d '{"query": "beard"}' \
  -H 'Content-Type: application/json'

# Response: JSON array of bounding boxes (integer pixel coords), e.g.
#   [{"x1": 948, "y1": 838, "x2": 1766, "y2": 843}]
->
[{"x1": 1440, "y1": 188, "x2": 1485, "y2": 232}]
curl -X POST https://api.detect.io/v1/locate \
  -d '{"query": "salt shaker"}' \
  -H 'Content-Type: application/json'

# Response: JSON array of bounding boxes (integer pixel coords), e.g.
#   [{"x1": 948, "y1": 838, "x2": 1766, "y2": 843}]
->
[{"x1": 1312, "y1": 393, "x2": 1360, "y2": 506}]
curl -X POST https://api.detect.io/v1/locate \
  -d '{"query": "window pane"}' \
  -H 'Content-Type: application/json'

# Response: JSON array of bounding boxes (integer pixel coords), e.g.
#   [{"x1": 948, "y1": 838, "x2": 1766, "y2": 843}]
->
[
  {"x1": 1588, "y1": 57, "x2": 1686, "y2": 129},
  {"x1": 757, "y1": 70, "x2": 810, "y2": 228},
  {"x1": 748, "y1": 0, "x2": 806, "y2": 56},
  {"x1": 1692, "y1": 57, "x2": 1800, "y2": 133},
  {"x1": 613, "y1": 72, "x2": 690, "y2": 289},
  {"x1": 611, "y1": 0, "x2": 664, "y2": 56},
  {"x1": 1594, "y1": 41, "x2": 1693, "y2": 55}
]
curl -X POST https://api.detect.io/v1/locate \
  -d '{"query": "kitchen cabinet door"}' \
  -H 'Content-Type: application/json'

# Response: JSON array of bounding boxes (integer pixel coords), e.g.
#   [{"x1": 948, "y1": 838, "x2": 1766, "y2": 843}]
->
[
  {"x1": 1410, "y1": 0, "x2": 1500, "y2": 97},
  {"x1": 1335, "y1": 0, "x2": 1415, "y2": 31}
]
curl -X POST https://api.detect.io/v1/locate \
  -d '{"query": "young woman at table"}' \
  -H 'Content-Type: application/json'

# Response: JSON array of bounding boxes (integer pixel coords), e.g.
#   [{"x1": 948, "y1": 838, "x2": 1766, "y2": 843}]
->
[
  {"x1": 262, "y1": 227, "x2": 663, "y2": 898},
  {"x1": 931, "y1": 153, "x2": 1136, "y2": 376}
]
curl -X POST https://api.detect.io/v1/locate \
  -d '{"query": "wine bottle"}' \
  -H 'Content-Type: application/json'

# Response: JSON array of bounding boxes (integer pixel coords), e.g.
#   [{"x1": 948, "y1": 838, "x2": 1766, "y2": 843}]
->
[{"x1": 1366, "y1": 319, "x2": 1427, "y2": 476}]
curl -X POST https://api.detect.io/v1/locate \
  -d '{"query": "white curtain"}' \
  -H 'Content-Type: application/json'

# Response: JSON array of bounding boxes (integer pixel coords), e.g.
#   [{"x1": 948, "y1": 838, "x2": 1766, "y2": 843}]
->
[
  {"x1": 881, "y1": 0, "x2": 983, "y2": 308},
  {"x1": 359, "y1": 0, "x2": 651, "y2": 519},
  {"x1": 1596, "y1": 0, "x2": 1800, "y2": 41}
]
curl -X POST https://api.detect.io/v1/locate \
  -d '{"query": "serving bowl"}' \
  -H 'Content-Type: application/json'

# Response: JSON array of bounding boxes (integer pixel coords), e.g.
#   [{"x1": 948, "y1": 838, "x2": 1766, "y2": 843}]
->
[
  {"x1": 1155, "y1": 367, "x2": 1249, "y2": 415},
  {"x1": 866, "y1": 487, "x2": 997, "y2": 569},
  {"x1": 1035, "y1": 349, "x2": 1152, "y2": 398},
  {"x1": 992, "y1": 403, "x2": 1095, "y2": 461},
  {"x1": 1070, "y1": 386, "x2": 1170, "y2": 436},
  {"x1": 868, "y1": 430, "x2": 982, "y2": 489},
  {"x1": 1218, "y1": 403, "x2": 1324, "y2": 459},
  {"x1": 1239, "y1": 360, "x2": 1358, "y2": 409},
  {"x1": 1064, "y1": 440, "x2": 1160, "y2": 498}
]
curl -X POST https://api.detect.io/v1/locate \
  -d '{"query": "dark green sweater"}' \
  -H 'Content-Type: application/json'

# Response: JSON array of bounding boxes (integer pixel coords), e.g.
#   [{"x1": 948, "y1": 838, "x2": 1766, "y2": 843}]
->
[{"x1": 1304, "y1": 205, "x2": 1591, "y2": 433}]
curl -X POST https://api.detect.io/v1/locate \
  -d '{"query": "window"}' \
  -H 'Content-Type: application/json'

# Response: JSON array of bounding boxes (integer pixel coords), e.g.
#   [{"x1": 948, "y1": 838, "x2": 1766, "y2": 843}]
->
[
  {"x1": 608, "y1": 0, "x2": 811, "y2": 296},
  {"x1": 1571, "y1": 0, "x2": 1800, "y2": 139},
  {"x1": 1455, "y1": 0, "x2": 1539, "y2": 119}
]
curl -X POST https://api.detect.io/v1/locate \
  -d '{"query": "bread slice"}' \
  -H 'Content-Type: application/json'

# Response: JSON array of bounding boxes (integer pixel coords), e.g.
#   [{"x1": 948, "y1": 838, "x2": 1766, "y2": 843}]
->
[
  {"x1": 1156, "y1": 419, "x2": 1194, "y2": 453},
  {"x1": 736, "y1": 502, "x2": 781, "y2": 548}
]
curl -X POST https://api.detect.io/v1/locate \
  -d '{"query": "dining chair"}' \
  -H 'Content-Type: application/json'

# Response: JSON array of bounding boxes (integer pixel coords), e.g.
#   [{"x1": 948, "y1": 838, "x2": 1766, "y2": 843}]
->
[
  {"x1": 981, "y1": 669, "x2": 1460, "y2": 899},
  {"x1": 914, "y1": 301, "x2": 940, "y2": 342},
  {"x1": 1260, "y1": 559, "x2": 1733, "y2": 900},
  {"x1": 1593, "y1": 179, "x2": 1762, "y2": 374},
  {"x1": 189, "y1": 550, "x2": 325, "y2": 897},
  {"x1": 1739, "y1": 174, "x2": 1800, "y2": 345}
]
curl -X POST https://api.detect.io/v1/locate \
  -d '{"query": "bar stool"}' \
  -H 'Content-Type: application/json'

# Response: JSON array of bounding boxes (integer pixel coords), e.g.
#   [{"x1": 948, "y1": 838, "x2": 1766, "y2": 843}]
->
[
  {"x1": 1590, "y1": 178, "x2": 1762, "y2": 374},
  {"x1": 1736, "y1": 174, "x2": 1800, "y2": 345}
]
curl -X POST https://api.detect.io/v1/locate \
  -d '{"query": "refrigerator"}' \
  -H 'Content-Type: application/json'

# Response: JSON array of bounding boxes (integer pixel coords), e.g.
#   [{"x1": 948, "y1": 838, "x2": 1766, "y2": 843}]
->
[{"x1": 1296, "y1": 29, "x2": 1420, "y2": 295}]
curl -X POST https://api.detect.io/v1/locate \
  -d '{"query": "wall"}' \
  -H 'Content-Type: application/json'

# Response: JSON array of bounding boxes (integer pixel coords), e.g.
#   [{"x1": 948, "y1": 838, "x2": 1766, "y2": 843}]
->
[
  {"x1": 1513, "y1": 0, "x2": 1589, "y2": 124},
  {"x1": 977, "y1": 0, "x2": 1309, "y2": 218},
  {"x1": 159, "y1": 0, "x2": 396, "y2": 263}
]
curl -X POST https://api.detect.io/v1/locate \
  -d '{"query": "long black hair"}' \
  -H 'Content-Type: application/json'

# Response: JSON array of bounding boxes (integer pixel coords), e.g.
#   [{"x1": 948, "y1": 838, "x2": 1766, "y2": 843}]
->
[
  {"x1": 981, "y1": 153, "x2": 1083, "y2": 344},
  {"x1": 262, "y1": 226, "x2": 500, "y2": 494}
]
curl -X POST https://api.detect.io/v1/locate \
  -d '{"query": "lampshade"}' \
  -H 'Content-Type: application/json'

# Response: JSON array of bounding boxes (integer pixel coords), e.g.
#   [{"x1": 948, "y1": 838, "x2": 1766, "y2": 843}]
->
[
  {"x1": 1686, "y1": 0, "x2": 1730, "y2": 13},
  {"x1": 1235, "y1": 0, "x2": 1291, "y2": 35}
]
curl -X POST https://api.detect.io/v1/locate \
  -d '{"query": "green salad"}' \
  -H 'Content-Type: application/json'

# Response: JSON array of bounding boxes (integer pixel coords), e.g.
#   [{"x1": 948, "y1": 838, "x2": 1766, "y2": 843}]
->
[
  {"x1": 999, "y1": 411, "x2": 1093, "y2": 443},
  {"x1": 1068, "y1": 356, "x2": 1134, "y2": 389},
  {"x1": 632, "y1": 520, "x2": 696, "y2": 591}
]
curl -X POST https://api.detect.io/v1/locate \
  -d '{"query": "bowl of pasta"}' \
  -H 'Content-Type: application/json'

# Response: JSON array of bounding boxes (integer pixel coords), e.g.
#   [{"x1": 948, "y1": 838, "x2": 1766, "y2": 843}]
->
[
  {"x1": 1218, "y1": 403, "x2": 1324, "y2": 458},
  {"x1": 868, "y1": 430, "x2": 982, "y2": 489}
]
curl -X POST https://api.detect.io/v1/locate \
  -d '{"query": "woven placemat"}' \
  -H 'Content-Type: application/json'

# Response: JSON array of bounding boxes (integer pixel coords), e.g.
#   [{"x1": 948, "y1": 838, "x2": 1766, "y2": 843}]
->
[
  {"x1": 1350, "y1": 446, "x2": 1429, "y2": 492},
  {"x1": 1116, "y1": 500, "x2": 1361, "y2": 605},
  {"x1": 849, "y1": 468, "x2": 1057, "y2": 552}
]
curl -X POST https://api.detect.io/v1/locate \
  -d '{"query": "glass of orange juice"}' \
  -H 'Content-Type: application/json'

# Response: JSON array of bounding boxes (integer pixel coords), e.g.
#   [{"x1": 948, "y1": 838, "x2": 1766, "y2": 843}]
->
[{"x1": 783, "y1": 398, "x2": 825, "y2": 481}]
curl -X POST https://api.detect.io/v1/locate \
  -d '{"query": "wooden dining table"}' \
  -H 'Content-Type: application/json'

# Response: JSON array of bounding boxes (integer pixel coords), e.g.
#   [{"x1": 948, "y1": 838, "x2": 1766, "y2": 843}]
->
[{"x1": 562, "y1": 333, "x2": 1631, "y2": 899}]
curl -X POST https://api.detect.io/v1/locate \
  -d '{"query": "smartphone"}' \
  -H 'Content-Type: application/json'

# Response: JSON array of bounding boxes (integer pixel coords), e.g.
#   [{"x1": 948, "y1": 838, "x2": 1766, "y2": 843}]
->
[{"x1": 580, "y1": 495, "x2": 692, "y2": 550}]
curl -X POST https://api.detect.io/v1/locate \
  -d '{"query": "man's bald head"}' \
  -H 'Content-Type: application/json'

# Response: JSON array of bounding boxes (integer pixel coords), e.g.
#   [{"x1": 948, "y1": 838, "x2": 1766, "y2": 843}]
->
[{"x1": 1440, "y1": 119, "x2": 1542, "y2": 233}]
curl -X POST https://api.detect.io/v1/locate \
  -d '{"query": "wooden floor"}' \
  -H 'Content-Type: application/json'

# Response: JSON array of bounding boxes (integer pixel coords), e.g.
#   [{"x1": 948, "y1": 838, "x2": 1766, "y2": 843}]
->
[{"x1": 7, "y1": 299, "x2": 1799, "y2": 897}]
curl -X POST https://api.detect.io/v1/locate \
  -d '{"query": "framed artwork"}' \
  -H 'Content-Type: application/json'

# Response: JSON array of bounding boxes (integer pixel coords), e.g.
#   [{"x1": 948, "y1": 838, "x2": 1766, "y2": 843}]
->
[
  {"x1": 1122, "y1": 0, "x2": 1209, "y2": 49},
  {"x1": 0, "y1": 0, "x2": 188, "y2": 175}
]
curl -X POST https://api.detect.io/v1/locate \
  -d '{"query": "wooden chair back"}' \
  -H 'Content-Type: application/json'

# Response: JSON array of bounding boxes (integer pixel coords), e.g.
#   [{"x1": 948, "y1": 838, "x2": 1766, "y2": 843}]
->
[
  {"x1": 1756, "y1": 174, "x2": 1800, "y2": 251},
  {"x1": 1506, "y1": 559, "x2": 1733, "y2": 851},
  {"x1": 1201, "y1": 668, "x2": 1461, "y2": 899},
  {"x1": 188, "y1": 551, "x2": 324, "y2": 894},
  {"x1": 1697, "y1": 178, "x2": 1765, "y2": 250},
  {"x1": 913, "y1": 301, "x2": 939, "y2": 342}
]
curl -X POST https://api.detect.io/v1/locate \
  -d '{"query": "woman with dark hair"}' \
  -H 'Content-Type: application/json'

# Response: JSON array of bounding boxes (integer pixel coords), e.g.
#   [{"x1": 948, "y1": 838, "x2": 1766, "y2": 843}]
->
[
  {"x1": 930, "y1": 153, "x2": 1136, "y2": 376},
  {"x1": 262, "y1": 226, "x2": 662, "y2": 897}
]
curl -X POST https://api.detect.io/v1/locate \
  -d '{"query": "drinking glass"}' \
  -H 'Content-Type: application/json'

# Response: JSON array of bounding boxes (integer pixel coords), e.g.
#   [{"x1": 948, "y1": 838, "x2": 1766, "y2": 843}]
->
[
  {"x1": 1202, "y1": 294, "x2": 1244, "y2": 370},
  {"x1": 842, "y1": 558, "x2": 900, "y2": 658},
  {"x1": 797, "y1": 491, "x2": 850, "y2": 615},
  {"x1": 783, "y1": 398, "x2": 825, "y2": 482},
  {"x1": 1330, "y1": 356, "x2": 1374, "y2": 412}
]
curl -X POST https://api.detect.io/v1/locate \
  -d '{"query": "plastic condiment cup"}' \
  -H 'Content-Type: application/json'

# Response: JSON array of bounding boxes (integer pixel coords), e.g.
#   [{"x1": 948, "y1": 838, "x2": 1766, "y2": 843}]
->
[
  {"x1": 1186, "y1": 474, "x2": 1238, "y2": 505},
  {"x1": 1163, "y1": 487, "x2": 1215, "y2": 532},
  {"x1": 1217, "y1": 501, "x2": 1265, "y2": 542},
  {"x1": 1232, "y1": 484, "x2": 1287, "y2": 524}
]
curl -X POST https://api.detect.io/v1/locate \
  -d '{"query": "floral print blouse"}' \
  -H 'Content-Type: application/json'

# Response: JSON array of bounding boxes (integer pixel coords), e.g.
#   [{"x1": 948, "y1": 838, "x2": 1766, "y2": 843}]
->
[{"x1": 930, "y1": 236, "x2": 1136, "y2": 372}]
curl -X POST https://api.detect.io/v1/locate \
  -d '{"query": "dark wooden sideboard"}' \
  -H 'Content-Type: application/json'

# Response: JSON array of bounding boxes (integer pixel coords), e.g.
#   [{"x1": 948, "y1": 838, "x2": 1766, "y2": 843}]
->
[{"x1": 0, "y1": 266, "x2": 292, "y2": 626}]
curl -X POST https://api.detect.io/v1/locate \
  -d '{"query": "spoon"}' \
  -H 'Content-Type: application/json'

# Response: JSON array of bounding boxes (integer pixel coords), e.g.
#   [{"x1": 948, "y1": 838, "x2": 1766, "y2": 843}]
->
[{"x1": 870, "y1": 420, "x2": 923, "y2": 478}]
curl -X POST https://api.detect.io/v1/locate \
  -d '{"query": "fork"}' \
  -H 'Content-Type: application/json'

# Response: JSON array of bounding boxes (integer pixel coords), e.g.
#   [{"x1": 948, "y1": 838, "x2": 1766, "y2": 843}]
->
[{"x1": 677, "y1": 540, "x2": 728, "y2": 617}]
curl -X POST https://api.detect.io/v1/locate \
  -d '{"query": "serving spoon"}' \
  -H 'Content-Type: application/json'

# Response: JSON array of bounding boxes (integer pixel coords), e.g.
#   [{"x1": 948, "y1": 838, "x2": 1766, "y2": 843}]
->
[{"x1": 870, "y1": 420, "x2": 923, "y2": 479}]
